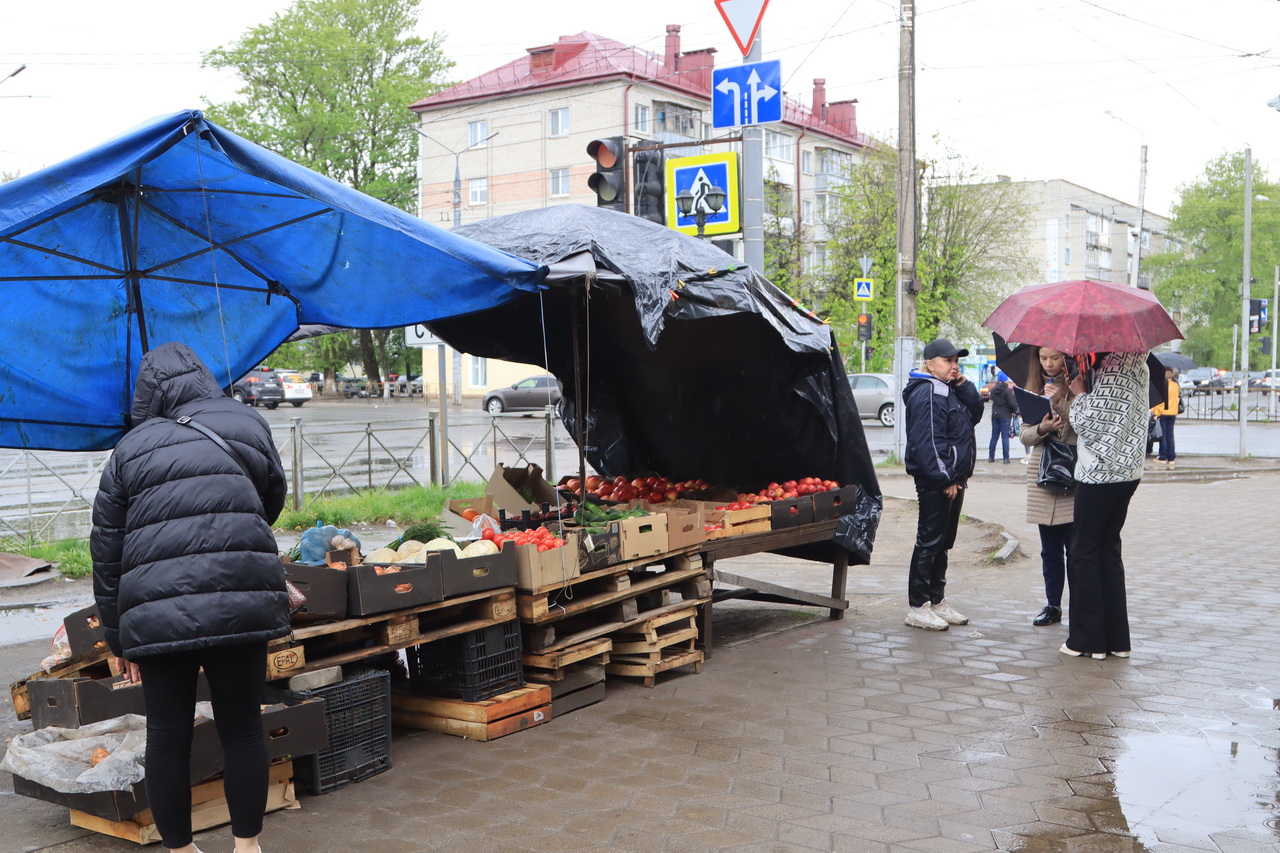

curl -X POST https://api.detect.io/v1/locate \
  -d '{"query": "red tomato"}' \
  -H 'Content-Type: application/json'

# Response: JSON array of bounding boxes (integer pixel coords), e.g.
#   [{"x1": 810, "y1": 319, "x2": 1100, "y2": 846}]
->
[{"x1": 481, "y1": 527, "x2": 496, "y2": 541}]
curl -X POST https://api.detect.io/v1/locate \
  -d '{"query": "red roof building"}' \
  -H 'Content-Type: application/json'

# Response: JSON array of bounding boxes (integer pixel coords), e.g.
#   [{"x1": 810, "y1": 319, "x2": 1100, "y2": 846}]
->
[{"x1": 410, "y1": 25, "x2": 872, "y2": 264}]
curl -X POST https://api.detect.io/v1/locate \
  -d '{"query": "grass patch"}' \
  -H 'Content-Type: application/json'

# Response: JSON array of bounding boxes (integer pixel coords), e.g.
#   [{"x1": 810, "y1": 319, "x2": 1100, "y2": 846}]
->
[
  {"x1": 275, "y1": 482, "x2": 486, "y2": 531},
  {"x1": 876, "y1": 453, "x2": 902, "y2": 468},
  {"x1": 0, "y1": 483, "x2": 488, "y2": 581},
  {"x1": 3, "y1": 538, "x2": 94, "y2": 580}
]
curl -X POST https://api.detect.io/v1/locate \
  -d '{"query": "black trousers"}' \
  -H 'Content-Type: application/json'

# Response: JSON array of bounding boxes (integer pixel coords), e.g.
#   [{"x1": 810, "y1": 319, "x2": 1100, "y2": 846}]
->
[
  {"x1": 1066, "y1": 480, "x2": 1138, "y2": 654},
  {"x1": 1039, "y1": 522, "x2": 1072, "y2": 608},
  {"x1": 908, "y1": 484, "x2": 964, "y2": 608},
  {"x1": 137, "y1": 641, "x2": 269, "y2": 849}
]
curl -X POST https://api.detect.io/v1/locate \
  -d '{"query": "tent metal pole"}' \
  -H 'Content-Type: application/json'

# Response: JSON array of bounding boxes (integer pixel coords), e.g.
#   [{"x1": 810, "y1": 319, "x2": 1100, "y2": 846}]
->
[{"x1": 570, "y1": 278, "x2": 588, "y2": 502}]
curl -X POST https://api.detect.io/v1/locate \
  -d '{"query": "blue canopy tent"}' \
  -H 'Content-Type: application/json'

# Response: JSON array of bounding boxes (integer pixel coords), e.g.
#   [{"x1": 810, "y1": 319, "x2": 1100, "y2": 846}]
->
[{"x1": 0, "y1": 110, "x2": 545, "y2": 451}]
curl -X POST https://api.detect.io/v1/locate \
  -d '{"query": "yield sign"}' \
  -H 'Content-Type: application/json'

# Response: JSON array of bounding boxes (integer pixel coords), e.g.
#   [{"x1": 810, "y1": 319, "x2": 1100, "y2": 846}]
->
[{"x1": 715, "y1": 0, "x2": 771, "y2": 57}]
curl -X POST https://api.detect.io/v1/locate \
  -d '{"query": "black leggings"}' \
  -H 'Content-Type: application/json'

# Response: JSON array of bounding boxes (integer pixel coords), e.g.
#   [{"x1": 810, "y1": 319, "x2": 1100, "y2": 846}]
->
[{"x1": 136, "y1": 641, "x2": 268, "y2": 849}]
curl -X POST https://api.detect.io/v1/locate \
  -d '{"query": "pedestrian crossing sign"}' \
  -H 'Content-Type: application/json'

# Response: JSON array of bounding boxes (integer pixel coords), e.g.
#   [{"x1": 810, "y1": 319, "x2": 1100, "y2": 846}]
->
[{"x1": 855, "y1": 279, "x2": 874, "y2": 300}]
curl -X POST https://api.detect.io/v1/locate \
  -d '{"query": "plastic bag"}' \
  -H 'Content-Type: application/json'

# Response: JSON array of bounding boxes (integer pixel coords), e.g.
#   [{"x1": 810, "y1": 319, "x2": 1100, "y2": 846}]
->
[
  {"x1": 39, "y1": 624, "x2": 72, "y2": 673},
  {"x1": 0, "y1": 714, "x2": 147, "y2": 794},
  {"x1": 298, "y1": 524, "x2": 361, "y2": 565},
  {"x1": 468, "y1": 513, "x2": 501, "y2": 539}
]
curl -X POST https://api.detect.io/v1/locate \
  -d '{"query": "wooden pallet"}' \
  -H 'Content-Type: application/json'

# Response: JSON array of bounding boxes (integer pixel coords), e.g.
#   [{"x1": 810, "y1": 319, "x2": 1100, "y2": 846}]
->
[
  {"x1": 391, "y1": 684, "x2": 552, "y2": 741},
  {"x1": 609, "y1": 607, "x2": 699, "y2": 655},
  {"x1": 607, "y1": 645, "x2": 704, "y2": 688},
  {"x1": 518, "y1": 564, "x2": 705, "y2": 625},
  {"x1": 522, "y1": 636, "x2": 611, "y2": 681},
  {"x1": 69, "y1": 761, "x2": 295, "y2": 844},
  {"x1": 266, "y1": 588, "x2": 516, "y2": 679}
]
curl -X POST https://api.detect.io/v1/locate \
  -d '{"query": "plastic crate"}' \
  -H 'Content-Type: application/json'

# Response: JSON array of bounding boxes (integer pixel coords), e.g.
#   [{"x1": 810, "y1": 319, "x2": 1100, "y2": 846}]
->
[
  {"x1": 405, "y1": 620, "x2": 524, "y2": 702},
  {"x1": 267, "y1": 667, "x2": 391, "y2": 795}
]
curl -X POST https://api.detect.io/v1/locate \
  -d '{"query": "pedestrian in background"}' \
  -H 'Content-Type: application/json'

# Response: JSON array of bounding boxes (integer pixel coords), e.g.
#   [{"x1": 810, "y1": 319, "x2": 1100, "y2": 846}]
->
[
  {"x1": 92, "y1": 342, "x2": 289, "y2": 853},
  {"x1": 987, "y1": 371, "x2": 1017, "y2": 464},
  {"x1": 1018, "y1": 347, "x2": 1076, "y2": 627},
  {"x1": 1062, "y1": 351, "x2": 1148, "y2": 660},
  {"x1": 1150, "y1": 366, "x2": 1180, "y2": 469},
  {"x1": 902, "y1": 338, "x2": 986, "y2": 630}
]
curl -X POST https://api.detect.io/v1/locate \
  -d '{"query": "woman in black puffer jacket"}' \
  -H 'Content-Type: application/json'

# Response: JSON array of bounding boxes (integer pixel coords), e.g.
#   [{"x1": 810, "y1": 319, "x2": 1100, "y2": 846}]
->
[{"x1": 92, "y1": 341, "x2": 289, "y2": 853}]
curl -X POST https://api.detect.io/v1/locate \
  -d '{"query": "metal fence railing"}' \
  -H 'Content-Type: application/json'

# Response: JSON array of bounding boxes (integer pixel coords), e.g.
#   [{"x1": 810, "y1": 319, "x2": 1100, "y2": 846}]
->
[{"x1": 0, "y1": 409, "x2": 563, "y2": 543}]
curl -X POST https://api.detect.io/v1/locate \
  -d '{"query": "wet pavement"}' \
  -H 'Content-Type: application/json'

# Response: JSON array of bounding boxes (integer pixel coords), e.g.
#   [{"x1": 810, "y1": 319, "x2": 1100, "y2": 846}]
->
[{"x1": 1, "y1": 462, "x2": 1279, "y2": 851}]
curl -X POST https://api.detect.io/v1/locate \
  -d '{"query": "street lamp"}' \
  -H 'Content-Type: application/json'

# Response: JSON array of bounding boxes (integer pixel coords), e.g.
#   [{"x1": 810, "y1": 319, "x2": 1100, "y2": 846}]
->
[
  {"x1": 414, "y1": 127, "x2": 498, "y2": 228},
  {"x1": 675, "y1": 185, "x2": 726, "y2": 237},
  {"x1": 1105, "y1": 110, "x2": 1148, "y2": 289}
]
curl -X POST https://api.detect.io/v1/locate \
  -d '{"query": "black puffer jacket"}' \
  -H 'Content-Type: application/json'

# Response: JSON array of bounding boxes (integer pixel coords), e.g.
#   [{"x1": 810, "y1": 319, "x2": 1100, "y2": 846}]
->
[
  {"x1": 91, "y1": 342, "x2": 290, "y2": 659},
  {"x1": 903, "y1": 369, "x2": 985, "y2": 490}
]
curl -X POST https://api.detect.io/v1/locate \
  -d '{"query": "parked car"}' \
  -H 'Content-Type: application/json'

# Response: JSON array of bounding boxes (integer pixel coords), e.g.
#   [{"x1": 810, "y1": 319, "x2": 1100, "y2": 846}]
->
[
  {"x1": 339, "y1": 377, "x2": 369, "y2": 398},
  {"x1": 481, "y1": 375, "x2": 562, "y2": 414},
  {"x1": 848, "y1": 373, "x2": 896, "y2": 427},
  {"x1": 1179, "y1": 367, "x2": 1218, "y2": 391},
  {"x1": 229, "y1": 367, "x2": 284, "y2": 408},
  {"x1": 277, "y1": 371, "x2": 313, "y2": 407}
]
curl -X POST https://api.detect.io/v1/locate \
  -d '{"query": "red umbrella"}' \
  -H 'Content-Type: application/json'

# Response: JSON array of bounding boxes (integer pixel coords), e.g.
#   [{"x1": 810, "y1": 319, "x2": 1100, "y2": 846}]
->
[{"x1": 983, "y1": 279, "x2": 1183, "y2": 354}]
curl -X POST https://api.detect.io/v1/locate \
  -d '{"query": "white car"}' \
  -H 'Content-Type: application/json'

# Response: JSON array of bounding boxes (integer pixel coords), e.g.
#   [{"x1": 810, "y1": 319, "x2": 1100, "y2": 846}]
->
[
  {"x1": 278, "y1": 372, "x2": 313, "y2": 407},
  {"x1": 848, "y1": 373, "x2": 896, "y2": 427}
]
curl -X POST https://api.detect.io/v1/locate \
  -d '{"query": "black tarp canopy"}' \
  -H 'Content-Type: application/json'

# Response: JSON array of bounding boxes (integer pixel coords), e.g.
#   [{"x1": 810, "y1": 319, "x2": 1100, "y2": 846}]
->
[{"x1": 432, "y1": 205, "x2": 881, "y2": 562}]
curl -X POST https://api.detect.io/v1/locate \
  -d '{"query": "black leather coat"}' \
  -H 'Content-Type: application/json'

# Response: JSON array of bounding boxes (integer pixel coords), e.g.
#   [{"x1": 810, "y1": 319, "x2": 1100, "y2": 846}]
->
[{"x1": 91, "y1": 342, "x2": 290, "y2": 658}]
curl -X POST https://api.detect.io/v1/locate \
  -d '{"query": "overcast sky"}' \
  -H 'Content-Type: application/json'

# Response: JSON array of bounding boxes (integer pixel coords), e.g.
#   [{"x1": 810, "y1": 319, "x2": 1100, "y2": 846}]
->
[{"x1": 2, "y1": 0, "x2": 1278, "y2": 214}]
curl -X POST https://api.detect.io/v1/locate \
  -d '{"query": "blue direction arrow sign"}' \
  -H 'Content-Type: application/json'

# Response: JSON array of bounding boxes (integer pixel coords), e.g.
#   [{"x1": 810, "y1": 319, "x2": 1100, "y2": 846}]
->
[
  {"x1": 712, "y1": 60, "x2": 782, "y2": 129},
  {"x1": 854, "y1": 279, "x2": 874, "y2": 301}
]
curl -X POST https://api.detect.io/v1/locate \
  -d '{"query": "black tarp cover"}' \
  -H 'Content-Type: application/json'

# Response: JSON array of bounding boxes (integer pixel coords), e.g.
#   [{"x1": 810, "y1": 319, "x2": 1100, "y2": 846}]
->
[{"x1": 437, "y1": 205, "x2": 880, "y2": 562}]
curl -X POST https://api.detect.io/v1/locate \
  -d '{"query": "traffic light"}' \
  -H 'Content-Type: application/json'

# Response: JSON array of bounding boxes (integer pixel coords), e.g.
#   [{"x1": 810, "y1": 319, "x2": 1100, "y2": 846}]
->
[
  {"x1": 587, "y1": 137, "x2": 627, "y2": 212},
  {"x1": 1262, "y1": 336, "x2": 1273, "y2": 356},
  {"x1": 632, "y1": 147, "x2": 666, "y2": 224},
  {"x1": 856, "y1": 313, "x2": 873, "y2": 341}
]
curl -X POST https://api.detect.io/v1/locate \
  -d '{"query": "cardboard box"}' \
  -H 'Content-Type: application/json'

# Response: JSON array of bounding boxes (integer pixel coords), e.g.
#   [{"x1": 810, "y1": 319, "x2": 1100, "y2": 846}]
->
[
  {"x1": 437, "y1": 540, "x2": 518, "y2": 598},
  {"x1": 346, "y1": 560, "x2": 443, "y2": 617},
  {"x1": 513, "y1": 530, "x2": 582, "y2": 590},
  {"x1": 283, "y1": 563, "x2": 349, "y2": 620},
  {"x1": 12, "y1": 703, "x2": 324, "y2": 821},
  {"x1": 566, "y1": 523, "x2": 622, "y2": 571},
  {"x1": 30, "y1": 672, "x2": 211, "y2": 730},
  {"x1": 447, "y1": 495, "x2": 497, "y2": 525},
  {"x1": 486, "y1": 463, "x2": 558, "y2": 514},
  {"x1": 648, "y1": 504, "x2": 705, "y2": 550},
  {"x1": 769, "y1": 496, "x2": 816, "y2": 529},
  {"x1": 812, "y1": 485, "x2": 859, "y2": 520},
  {"x1": 62, "y1": 605, "x2": 106, "y2": 658},
  {"x1": 615, "y1": 513, "x2": 668, "y2": 561}
]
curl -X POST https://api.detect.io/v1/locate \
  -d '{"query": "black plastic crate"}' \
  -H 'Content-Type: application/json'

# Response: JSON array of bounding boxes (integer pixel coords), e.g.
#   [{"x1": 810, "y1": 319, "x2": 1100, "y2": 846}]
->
[
  {"x1": 267, "y1": 667, "x2": 391, "y2": 795},
  {"x1": 405, "y1": 620, "x2": 524, "y2": 702}
]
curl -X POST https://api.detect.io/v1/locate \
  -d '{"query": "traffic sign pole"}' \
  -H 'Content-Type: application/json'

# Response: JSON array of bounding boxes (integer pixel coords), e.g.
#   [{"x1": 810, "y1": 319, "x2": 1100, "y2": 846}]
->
[{"x1": 742, "y1": 35, "x2": 764, "y2": 273}]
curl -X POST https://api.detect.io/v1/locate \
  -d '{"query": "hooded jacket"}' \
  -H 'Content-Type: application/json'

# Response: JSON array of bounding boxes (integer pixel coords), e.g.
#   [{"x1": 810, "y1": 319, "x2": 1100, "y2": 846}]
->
[
  {"x1": 903, "y1": 369, "x2": 985, "y2": 490},
  {"x1": 91, "y1": 342, "x2": 290, "y2": 658}
]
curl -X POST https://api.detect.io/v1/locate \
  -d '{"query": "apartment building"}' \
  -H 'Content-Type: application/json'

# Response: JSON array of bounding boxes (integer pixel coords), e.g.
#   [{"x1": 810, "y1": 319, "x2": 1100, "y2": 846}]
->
[
  {"x1": 407, "y1": 25, "x2": 872, "y2": 395},
  {"x1": 1005, "y1": 178, "x2": 1171, "y2": 291}
]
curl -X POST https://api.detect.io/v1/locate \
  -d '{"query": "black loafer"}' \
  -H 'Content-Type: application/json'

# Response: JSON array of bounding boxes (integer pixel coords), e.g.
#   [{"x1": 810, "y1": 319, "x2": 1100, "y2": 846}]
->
[{"x1": 1033, "y1": 605, "x2": 1062, "y2": 626}]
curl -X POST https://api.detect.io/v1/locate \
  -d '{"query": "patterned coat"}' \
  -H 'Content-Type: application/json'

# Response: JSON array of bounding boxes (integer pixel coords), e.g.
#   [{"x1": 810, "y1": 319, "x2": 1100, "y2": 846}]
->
[
  {"x1": 1071, "y1": 352, "x2": 1149, "y2": 485},
  {"x1": 1019, "y1": 384, "x2": 1077, "y2": 526}
]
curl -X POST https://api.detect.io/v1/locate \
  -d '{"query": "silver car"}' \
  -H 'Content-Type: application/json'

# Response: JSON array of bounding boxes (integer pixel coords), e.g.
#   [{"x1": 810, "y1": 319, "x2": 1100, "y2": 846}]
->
[
  {"x1": 482, "y1": 375, "x2": 562, "y2": 414},
  {"x1": 848, "y1": 372, "x2": 896, "y2": 427}
]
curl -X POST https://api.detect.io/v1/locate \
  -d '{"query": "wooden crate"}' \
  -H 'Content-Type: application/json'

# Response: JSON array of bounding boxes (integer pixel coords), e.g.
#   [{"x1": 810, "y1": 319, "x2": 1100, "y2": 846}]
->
[
  {"x1": 609, "y1": 607, "x2": 699, "y2": 655},
  {"x1": 68, "y1": 761, "x2": 295, "y2": 845},
  {"x1": 523, "y1": 637, "x2": 611, "y2": 682},
  {"x1": 607, "y1": 646, "x2": 704, "y2": 688},
  {"x1": 390, "y1": 684, "x2": 552, "y2": 741}
]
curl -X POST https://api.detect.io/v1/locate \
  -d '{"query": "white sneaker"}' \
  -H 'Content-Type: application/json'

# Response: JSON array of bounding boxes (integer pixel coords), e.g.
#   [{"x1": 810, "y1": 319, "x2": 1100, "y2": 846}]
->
[
  {"x1": 931, "y1": 600, "x2": 969, "y2": 625},
  {"x1": 905, "y1": 604, "x2": 949, "y2": 630}
]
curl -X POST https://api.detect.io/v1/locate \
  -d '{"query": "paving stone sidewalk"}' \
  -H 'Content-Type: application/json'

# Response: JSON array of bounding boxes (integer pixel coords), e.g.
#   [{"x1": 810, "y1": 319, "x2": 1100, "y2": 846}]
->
[{"x1": 3, "y1": 470, "x2": 1279, "y2": 852}]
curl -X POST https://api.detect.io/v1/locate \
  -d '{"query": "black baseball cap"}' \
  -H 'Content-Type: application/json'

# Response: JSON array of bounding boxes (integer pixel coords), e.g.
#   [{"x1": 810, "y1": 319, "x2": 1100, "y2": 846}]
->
[{"x1": 922, "y1": 338, "x2": 969, "y2": 360}]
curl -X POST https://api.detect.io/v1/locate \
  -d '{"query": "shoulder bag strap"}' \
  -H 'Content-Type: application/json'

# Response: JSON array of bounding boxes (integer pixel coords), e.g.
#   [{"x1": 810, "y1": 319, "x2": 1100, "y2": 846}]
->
[{"x1": 173, "y1": 414, "x2": 255, "y2": 482}]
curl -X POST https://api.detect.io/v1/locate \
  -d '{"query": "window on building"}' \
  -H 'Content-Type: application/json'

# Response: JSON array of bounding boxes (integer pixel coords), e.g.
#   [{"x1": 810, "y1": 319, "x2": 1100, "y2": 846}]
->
[
  {"x1": 817, "y1": 148, "x2": 850, "y2": 175},
  {"x1": 653, "y1": 101, "x2": 701, "y2": 138},
  {"x1": 802, "y1": 150, "x2": 813, "y2": 174},
  {"x1": 471, "y1": 357, "x2": 488, "y2": 387},
  {"x1": 816, "y1": 193, "x2": 828, "y2": 219},
  {"x1": 468, "y1": 177, "x2": 488, "y2": 205},
  {"x1": 765, "y1": 129, "x2": 793, "y2": 162},
  {"x1": 549, "y1": 168, "x2": 570, "y2": 197},
  {"x1": 1065, "y1": 247, "x2": 1072, "y2": 265},
  {"x1": 548, "y1": 107, "x2": 569, "y2": 137},
  {"x1": 468, "y1": 120, "x2": 490, "y2": 148},
  {"x1": 802, "y1": 199, "x2": 814, "y2": 222},
  {"x1": 634, "y1": 104, "x2": 650, "y2": 134}
]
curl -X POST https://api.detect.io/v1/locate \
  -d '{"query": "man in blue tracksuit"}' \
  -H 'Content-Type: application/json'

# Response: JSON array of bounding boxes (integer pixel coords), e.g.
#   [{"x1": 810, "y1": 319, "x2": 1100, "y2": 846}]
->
[{"x1": 903, "y1": 338, "x2": 985, "y2": 630}]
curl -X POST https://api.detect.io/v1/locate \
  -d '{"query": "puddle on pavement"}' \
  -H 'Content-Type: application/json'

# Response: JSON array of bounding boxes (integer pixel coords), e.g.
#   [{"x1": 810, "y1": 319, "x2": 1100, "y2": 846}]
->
[{"x1": 1113, "y1": 732, "x2": 1280, "y2": 846}]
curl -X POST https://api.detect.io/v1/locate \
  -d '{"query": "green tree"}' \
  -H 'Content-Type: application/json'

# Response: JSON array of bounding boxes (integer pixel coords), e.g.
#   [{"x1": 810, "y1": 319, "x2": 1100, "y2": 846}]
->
[
  {"x1": 819, "y1": 142, "x2": 1033, "y2": 372},
  {"x1": 764, "y1": 170, "x2": 808, "y2": 301},
  {"x1": 203, "y1": 0, "x2": 453, "y2": 384},
  {"x1": 1145, "y1": 152, "x2": 1280, "y2": 369}
]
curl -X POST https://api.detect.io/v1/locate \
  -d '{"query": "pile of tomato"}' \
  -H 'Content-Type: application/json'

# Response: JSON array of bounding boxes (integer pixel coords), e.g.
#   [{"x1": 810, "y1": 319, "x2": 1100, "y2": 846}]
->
[
  {"x1": 564, "y1": 475, "x2": 710, "y2": 505},
  {"x1": 481, "y1": 525, "x2": 567, "y2": 552}
]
